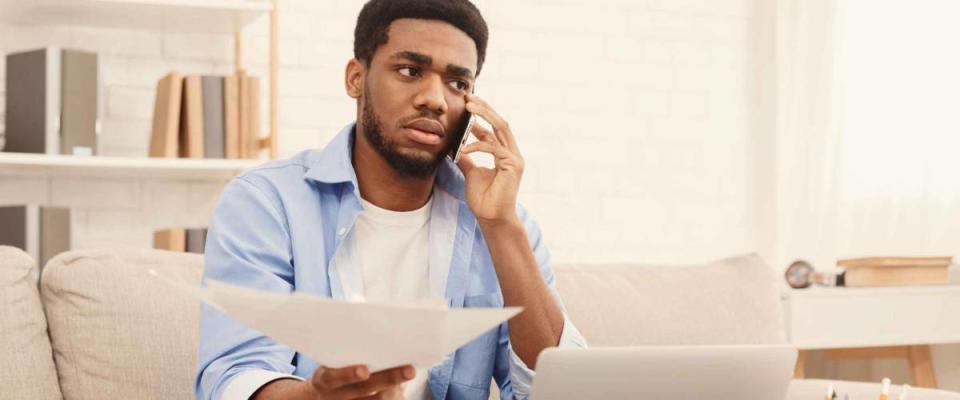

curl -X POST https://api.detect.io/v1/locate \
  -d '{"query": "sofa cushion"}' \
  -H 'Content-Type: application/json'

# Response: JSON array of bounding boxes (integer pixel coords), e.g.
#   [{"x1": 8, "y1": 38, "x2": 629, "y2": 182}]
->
[
  {"x1": 0, "y1": 246, "x2": 63, "y2": 400},
  {"x1": 40, "y1": 248, "x2": 203, "y2": 400},
  {"x1": 554, "y1": 253, "x2": 787, "y2": 346}
]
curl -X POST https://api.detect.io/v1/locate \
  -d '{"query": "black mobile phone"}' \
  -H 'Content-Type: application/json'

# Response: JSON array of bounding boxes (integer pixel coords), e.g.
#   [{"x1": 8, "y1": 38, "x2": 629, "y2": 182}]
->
[{"x1": 449, "y1": 108, "x2": 476, "y2": 163}]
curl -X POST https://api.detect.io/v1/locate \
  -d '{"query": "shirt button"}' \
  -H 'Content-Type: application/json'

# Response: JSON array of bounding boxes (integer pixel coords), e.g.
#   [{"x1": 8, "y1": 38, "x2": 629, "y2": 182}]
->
[{"x1": 337, "y1": 227, "x2": 347, "y2": 236}]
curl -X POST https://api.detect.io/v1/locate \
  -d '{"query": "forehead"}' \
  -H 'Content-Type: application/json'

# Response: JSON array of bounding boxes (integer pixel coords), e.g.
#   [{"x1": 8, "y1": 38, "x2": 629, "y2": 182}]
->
[{"x1": 374, "y1": 18, "x2": 478, "y2": 70}]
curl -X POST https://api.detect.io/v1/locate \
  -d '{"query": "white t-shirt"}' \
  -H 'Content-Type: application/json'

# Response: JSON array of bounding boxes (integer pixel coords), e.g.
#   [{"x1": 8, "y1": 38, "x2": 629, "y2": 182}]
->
[
  {"x1": 225, "y1": 195, "x2": 437, "y2": 400},
  {"x1": 336, "y1": 196, "x2": 434, "y2": 399}
]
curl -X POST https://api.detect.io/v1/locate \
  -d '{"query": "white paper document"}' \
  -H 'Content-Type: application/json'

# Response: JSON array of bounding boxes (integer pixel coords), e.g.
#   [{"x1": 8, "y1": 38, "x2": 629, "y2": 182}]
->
[{"x1": 149, "y1": 269, "x2": 521, "y2": 372}]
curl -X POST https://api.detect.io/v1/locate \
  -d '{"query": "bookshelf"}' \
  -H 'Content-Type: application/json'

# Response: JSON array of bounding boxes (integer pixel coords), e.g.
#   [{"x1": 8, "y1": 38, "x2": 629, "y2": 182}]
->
[
  {"x1": 0, "y1": 152, "x2": 261, "y2": 180},
  {"x1": 0, "y1": 0, "x2": 280, "y2": 160},
  {"x1": 0, "y1": 0, "x2": 271, "y2": 34}
]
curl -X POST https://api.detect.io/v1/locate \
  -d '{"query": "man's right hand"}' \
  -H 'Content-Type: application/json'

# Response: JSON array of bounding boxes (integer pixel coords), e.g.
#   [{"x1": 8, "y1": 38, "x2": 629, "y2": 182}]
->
[{"x1": 253, "y1": 364, "x2": 415, "y2": 400}]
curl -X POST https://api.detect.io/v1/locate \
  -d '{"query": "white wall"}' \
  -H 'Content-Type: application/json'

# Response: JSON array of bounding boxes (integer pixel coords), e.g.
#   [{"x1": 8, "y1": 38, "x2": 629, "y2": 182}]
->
[{"x1": 0, "y1": 0, "x2": 759, "y2": 265}]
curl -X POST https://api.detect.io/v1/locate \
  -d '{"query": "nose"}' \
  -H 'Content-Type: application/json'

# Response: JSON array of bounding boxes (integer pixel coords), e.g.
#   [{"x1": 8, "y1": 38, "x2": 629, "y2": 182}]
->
[{"x1": 412, "y1": 75, "x2": 448, "y2": 115}]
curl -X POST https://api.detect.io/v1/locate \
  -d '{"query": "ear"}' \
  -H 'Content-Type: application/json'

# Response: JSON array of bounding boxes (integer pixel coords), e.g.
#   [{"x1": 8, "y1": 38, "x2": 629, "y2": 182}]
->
[{"x1": 345, "y1": 58, "x2": 365, "y2": 99}]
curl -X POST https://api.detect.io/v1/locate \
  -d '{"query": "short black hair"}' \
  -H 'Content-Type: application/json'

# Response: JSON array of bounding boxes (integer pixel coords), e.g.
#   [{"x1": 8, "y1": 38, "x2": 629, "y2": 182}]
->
[{"x1": 354, "y1": 0, "x2": 489, "y2": 75}]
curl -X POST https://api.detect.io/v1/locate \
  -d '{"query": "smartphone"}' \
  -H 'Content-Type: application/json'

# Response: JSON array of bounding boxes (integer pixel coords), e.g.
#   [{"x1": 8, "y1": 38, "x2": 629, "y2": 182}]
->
[{"x1": 449, "y1": 111, "x2": 476, "y2": 163}]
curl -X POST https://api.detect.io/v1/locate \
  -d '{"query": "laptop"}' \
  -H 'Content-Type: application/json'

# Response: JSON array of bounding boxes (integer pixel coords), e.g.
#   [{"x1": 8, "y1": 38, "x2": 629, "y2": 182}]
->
[{"x1": 529, "y1": 344, "x2": 797, "y2": 400}]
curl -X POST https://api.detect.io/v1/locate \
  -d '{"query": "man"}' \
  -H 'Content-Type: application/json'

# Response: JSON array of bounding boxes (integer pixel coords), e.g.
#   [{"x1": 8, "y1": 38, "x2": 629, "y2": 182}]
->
[{"x1": 195, "y1": 1, "x2": 586, "y2": 399}]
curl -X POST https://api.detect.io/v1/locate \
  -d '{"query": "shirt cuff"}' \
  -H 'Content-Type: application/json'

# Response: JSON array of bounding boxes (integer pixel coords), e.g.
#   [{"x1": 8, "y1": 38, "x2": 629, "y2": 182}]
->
[
  {"x1": 221, "y1": 369, "x2": 304, "y2": 400},
  {"x1": 508, "y1": 315, "x2": 588, "y2": 399}
]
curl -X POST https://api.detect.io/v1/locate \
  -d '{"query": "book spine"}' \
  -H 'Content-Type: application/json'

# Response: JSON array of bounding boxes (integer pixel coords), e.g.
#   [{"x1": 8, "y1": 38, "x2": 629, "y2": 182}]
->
[
  {"x1": 180, "y1": 75, "x2": 205, "y2": 159},
  {"x1": 4, "y1": 48, "x2": 52, "y2": 154},
  {"x1": 224, "y1": 73, "x2": 240, "y2": 159},
  {"x1": 149, "y1": 72, "x2": 184, "y2": 158},
  {"x1": 59, "y1": 49, "x2": 99, "y2": 156},
  {"x1": 39, "y1": 207, "x2": 71, "y2": 268},
  {"x1": 45, "y1": 48, "x2": 62, "y2": 155},
  {"x1": 201, "y1": 76, "x2": 226, "y2": 159}
]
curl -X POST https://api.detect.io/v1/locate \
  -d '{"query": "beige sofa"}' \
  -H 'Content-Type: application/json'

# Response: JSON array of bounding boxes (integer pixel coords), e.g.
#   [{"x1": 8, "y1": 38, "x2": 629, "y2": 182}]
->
[{"x1": 2, "y1": 245, "x2": 958, "y2": 399}]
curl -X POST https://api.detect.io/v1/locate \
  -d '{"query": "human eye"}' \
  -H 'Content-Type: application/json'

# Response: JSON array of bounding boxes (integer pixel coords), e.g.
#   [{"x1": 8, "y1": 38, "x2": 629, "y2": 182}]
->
[
  {"x1": 396, "y1": 66, "x2": 421, "y2": 77},
  {"x1": 447, "y1": 80, "x2": 469, "y2": 92}
]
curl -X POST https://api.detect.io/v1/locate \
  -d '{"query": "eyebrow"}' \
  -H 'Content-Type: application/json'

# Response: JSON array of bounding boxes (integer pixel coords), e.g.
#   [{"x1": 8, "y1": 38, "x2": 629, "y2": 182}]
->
[{"x1": 390, "y1": 50, "x2": 475, "y2": 80}]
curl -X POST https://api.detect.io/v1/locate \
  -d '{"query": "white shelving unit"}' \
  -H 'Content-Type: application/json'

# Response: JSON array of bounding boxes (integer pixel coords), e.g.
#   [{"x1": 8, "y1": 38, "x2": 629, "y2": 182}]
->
[
  {"x1": 0, "y1": 0, "x2": 272, "y2": 34},
  {"x1": 0, "y1": 152, "x2": 261, "y2": 180},
  {"x1": 0, "y1": 0, "x2": 279, "y2": 170}
]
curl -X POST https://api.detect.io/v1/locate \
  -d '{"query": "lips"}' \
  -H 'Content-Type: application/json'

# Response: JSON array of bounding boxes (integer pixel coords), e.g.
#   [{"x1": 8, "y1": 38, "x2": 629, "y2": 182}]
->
[
  {"x1": 403, "y1": 119, "x2": 445, "y2": 146},
  {"x1": 405, "y1": 119, "x2": 445, "y2": 137}
]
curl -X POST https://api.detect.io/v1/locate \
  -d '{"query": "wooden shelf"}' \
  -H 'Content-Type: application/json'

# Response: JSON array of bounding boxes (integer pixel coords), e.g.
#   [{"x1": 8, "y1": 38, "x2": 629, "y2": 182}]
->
[
  {"x1": 0, "y1": 152, "x2": 261, "y2": 180},
  {"x1": 0, "y1": 0, "x2": 272, "y2": 34}
]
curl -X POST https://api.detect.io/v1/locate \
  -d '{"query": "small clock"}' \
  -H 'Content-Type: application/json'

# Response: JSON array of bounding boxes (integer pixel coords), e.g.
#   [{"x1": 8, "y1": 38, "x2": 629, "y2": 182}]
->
[{"x1": 785, "y1": 260, "x2": 815, "y2": 289}]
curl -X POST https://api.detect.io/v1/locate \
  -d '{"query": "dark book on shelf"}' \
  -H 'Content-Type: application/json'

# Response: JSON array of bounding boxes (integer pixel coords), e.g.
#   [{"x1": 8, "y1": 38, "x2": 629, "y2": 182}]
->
[
  {"x1": 185, "y1": 228, "x2": 208, "y2": 254},
  {"x1": 0, "y1": 205, "x2": 71, "y2": 269},
  {"x1": 201, "y1": 76, "x2": 225, "y2": 159},
  {"x1": 4, "y1": 47, "x2": 99, "y2": 156}
]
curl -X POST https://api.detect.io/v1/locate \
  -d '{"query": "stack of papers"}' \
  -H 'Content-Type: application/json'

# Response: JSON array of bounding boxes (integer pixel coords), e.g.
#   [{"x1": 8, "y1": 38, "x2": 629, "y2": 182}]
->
[{"x1": 149, "y1": 269, "x2": 521, "y2": 371}]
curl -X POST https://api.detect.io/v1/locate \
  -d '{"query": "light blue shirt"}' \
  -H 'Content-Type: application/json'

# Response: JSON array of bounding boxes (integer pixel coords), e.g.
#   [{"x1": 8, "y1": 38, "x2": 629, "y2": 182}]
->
[{"x1": 196, "y1": 123, "x2": 586, "y2": 400}]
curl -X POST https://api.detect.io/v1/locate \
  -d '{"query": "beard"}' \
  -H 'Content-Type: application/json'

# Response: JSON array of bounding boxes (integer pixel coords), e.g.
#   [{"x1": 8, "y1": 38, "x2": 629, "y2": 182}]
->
[{"x1": 360, "y1": 86, "x2": 451, "y2": 179}]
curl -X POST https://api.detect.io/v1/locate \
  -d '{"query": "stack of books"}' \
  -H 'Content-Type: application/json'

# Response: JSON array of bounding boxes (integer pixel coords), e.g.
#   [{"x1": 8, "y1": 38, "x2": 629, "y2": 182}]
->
[
  {"x1": 149, "y1": 71, "x2": 261, "y2": 160},
  {"x1": 838, "y1": 256, "x2": 953, "y2": 287},
  {"x1": 153, "y1": 227, "x2": 208, "y2": 254}
]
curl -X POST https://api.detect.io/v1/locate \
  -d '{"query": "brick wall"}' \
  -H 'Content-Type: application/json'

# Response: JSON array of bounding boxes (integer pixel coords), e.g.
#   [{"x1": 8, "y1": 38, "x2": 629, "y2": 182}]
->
[{"x1": 0, "y1": 0, "x2": 758, "y2": 264}]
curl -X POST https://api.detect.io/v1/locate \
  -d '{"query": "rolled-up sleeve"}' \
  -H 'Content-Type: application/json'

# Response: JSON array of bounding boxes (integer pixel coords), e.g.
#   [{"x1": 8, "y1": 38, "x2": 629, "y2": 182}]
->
[
  {"x1": 506, "y1": 314, "x2": 587, "y2": 398},
  {"x1": 195, "y1": 177, "x2": 299, "y2": 400},
  {"x1": 493, "y1": 206, "x2": 589, "y2": 400}
]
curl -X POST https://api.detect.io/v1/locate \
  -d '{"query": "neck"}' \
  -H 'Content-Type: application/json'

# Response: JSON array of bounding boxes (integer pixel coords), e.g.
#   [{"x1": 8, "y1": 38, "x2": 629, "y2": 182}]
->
[{"x1": 352, "y1": 131, "x2": 436, "y2": 212}]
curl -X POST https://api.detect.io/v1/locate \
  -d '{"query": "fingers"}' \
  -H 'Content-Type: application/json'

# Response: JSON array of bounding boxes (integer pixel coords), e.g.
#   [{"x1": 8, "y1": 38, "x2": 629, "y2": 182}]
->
[
  {"x1": 335, "y1": 365, "x2": 414, "y2": 399},
  {"x1": 456, "y1": 151, "x2": 477, "y2": 174},
  {"x1": 310, "y1": 365, "x2": 369, "y2": 391},
  {"x1": 470, "y1": 121, "x2": 498, "y2": 145},
  {"x1": 466, "y1": 94, "x2": 517, "y2": 152},
  {"x1": 462, "y1": 141, "x2": 511, "y2": 160}
]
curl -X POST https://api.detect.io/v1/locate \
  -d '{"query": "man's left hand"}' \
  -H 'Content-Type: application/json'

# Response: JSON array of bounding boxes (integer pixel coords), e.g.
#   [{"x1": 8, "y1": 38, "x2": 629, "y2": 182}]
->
[{"x1": 456, "y1": 94, "x2": 524, "y2": 227}]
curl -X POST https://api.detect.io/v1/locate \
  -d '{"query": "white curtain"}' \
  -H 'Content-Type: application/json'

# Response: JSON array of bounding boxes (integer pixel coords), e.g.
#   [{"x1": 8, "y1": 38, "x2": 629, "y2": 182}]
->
[
  {"x1": 769, "y1": 0, "x2": 960, "y2": 272},
  {"x1": 768, "y1": 0, "x2": 843, "y2": 272},
  {"x1": 770, "y1": 0, "x2": 960, "y2": 388},
  {"x1": 833, "y1": 0, "x2": 960, "y2": 258}
]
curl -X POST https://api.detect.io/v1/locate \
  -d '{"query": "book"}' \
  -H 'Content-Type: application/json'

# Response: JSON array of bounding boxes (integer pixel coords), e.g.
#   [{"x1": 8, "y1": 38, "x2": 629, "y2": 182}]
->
[
  {"x1": 838, "y1": 256, "x2": 952, "y2": 287},
  {"x1": 201, "y1": 76, "x2": 225, "y2": 159},
  {"x1": 237, "y1": 69, "x2": 249, "y2": 159},
  {"x1": 153, "y1": 228, "x2": 186, "y2": 252},
  {"x1": 60, "y1": 49, "x2": 99, "y2": 156},
  {"x1": 224, "y1": 73, "x2": 240, "y2": 159},
  {"x1": 244, "y1": 75, "x2": 261, "y2": 159},
  {"x1": 5, "y1": 47, "x2": 98, "y2": 156},
  {"x1": 179, "y1": 75, "x2": 204, "y2": 159},
  {"x1": 185, "y1": 228, "x2": 208, "y2": 254},
  {"x1": 0, "y1": 205, "x2": 71, "y2": 269},
  {"x1": 838, "y1": 256, "x2": 953, "y2": 268},
  {"x1": 843, "y1": 265, "x2": 950, "y2": 287},
  {"x1": 148, "y1": 72, "x2": 184, "y2": 158}
]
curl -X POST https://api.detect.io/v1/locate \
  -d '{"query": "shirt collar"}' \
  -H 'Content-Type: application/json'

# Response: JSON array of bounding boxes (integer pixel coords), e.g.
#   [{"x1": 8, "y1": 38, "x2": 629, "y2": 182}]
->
[{"x1": 303, "y1": 122, "x2": 467, "y2": 202}]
